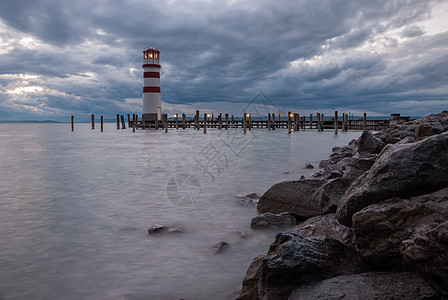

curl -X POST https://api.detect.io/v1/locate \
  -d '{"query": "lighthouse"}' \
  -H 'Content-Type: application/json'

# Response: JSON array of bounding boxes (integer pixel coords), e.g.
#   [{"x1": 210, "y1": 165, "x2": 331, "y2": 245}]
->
[{"x1": 142, "y1": 47, "x2": 162, "y2": 124}]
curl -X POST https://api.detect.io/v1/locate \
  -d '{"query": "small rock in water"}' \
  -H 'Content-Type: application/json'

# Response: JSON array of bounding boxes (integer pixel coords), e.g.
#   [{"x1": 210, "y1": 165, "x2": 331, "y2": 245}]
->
[
  {"x1": 235, "y1": 231, "x2": 249, "y2": 238},
  {"x1": 148, "y1": 224, "x2": 183, "y2": 235},
  {"x1": 211, "y1": 241, "x2": 230, "y2": 254},
  {"x1": 312, "y1": 169, "x2": 324, "y2": 178},
  {"x1": 300, "y1": 175, "x2": 306, "y2": 180},
  {"x1": 235, "y1": 193, "x2": 261, "y2": 206},
  {"x1": 304, "y1": 163, "x2": 315, "y2": 169},
  {"x1": 282, "y1": 171, "x2": 290, "y2": 174}
]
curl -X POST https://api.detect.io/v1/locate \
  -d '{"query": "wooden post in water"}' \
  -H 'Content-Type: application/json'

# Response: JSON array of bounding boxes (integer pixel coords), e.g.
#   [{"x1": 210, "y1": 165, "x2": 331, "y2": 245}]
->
[
  {"x1": 288, "y1": 112, "x2": 292, "y2": 134},
  {"x1": 182, "y1": 114, "x2": 186, "y2": 129},
  {"x1": 218, "y1": 113, "x2": 222, "y2": 130},
  {"x1": 309, "y1": 114, "x2": 313, "y2": 129},
  {"x1": 121, "y1": 115, "x2": 126, "y2": 129},
  {"x1": 363, "y1": 113, "x2": 367, "y2": 131},
  {"x1": 225, "y1": 114, "x2": 229, "y2": 130},
  {"x1": 231, "y1": 115, "x2": 235, "y2": 128},
  {"x1": 164, "y1": 114, "x2": 168, "y2": 132},
  {"x1": 203, "y1": 113, "x2": 207, "y2": 133},
  {"x1": 195, "y1": 110, "x2": 200, "y2": 130},
  {"x1": 302, "y1": 116, "x2": 305, "y2": 130},
  {"x1": 132, "y1": 114, "x2": 136, "y2": 132},
  {"x1": 321, "y1": 114, "x2": 324, "y2": 131},
  {"x1": 243, "y1": 113, "x2": 247, "y2": 133},
  {"x1": 71, "y1": 115, "x2": 74, "y2": 131},
  {"x1": 91, "y1": 114, "x2": 95, "y2": 130},
  {"x1": 116, "y1": 114, "x2": 120, "y2": 129},
  {"x1": 247, "y1": 114, "x2": 251, "y2": 130},
  {"x1": 317, "y1": 113, "x2": 321, "y2": 131},
  {"x1": 127, "y1": 114, "x2": 131, "y2": 127},
  {"x1": 295, "y1": 113, "x2": 299, "y2": 131},
  {"x1": 272, "y1": 114, "x2": 276, "y2": 130},
  {"x1": 101, "y1": 116, "x2": 103, "y2": 132},
  {"x1": 334, "y1": 111, "x2": 338, "y2": 135}
]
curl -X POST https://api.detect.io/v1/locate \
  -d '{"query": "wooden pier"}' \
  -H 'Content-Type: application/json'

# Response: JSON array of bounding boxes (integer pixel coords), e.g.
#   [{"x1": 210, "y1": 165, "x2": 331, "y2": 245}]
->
[{"x1": 72, "y1": 111, "x2": 398, "y2": 133}]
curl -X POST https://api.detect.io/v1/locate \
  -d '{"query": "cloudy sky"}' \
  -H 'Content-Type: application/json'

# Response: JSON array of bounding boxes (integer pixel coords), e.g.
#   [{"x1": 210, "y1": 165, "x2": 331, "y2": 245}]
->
[{"x1": 0, "y1": 0, "x2": 447, "y2": 121}]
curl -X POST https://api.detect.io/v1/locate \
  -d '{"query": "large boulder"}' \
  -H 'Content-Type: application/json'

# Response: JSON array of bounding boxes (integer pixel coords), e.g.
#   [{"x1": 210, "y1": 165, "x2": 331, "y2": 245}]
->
[
  {"x1": 296, "y1": 214, "x2": 356, "y2": 249},
  {"x1": 401, "y1": 221, "x2": 448, "y2": 296},
  {"x1": 250, "y1": 212, "x2": 296, "y2": 230},
  {"x1": 352, "y1": 188, "x2": 448, "y2": 270},
  {"x1": 288, "y1": 272, "x2": 438, "y2": 300},
  {"x1": 357, "y1": 130, "x2": 385, "y2": 157},
  {"x1": 336, "y1": 132, "x2": 448, "y2": 227},
  {"x1": 258, "y1": 178, "x2": 349, "y2": 219},
  {"x1": 237, "y1": 231, "x2": 361, "y2": 300},
  {"x1": 236, "y1": 254, "x2": 265, "y2": 300}
]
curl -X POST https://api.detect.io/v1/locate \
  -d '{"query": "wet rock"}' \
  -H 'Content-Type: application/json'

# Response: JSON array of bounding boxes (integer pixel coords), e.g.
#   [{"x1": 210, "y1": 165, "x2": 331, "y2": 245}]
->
[
  {"x1": 148, "y1": 224, "x2": 183, "y2": 235},
  {"x1": 311, "y1": 169, "x2": 324, "y2": 178},
  {"x1": 328, "y1": 145, "x2": 354, "y2": 164},
  {"x1": 318, "y1": 159, "x2": 329, "y2": 169},
  {"x1": 250, "y1": 212, "x2": 296, "y2": 230},
  {"x1": 299, "y1": 175, "x2": 306, "y2": 180},
  {"x1": 235, "y1": 231, "x2": 249, "y2": 239},
  {"x1": 236, "y1": 193, "x2": 261, "y2": 206},
  {"x1": 336, "y1": 132, "x2": 448, "y2": 227},
  {"x1": 289, "y1": 272, "x2": 438, "y2": 300},
  {"x1": 401, "y1": 220, "x2": 448, "y2": 296},
  {"x1": 258, "y1": 178, "x2": 349, "y2": 219},
  {"x1": 352, "y1": 188, "x2": 448, "y2": 270},
  {"x1": 296, "y1": 214, "x2": 356, "y2": 249},
  {"x1": 211, "y1": 241, "x2": 230, "y2": 254},
  {"x1": 357, "y1": 130, "x2": 385, "y2": 157},
  {"x1": 235, "y1": 254, "x2": 265, "y2": 300},
  {"x1": 304, "y1": 163, "x2": 314, "y2": 169},
  {"x1": 324, "y1": 163, "x2": 343, "y2": 180},
  {"x1": 239, "y1": 231, "x2": 361, "y2": 300}
]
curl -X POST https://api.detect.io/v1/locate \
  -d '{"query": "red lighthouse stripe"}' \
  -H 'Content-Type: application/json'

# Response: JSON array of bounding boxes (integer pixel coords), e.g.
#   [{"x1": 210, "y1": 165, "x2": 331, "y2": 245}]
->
[
  {"x1": 142, "y1": 64, "x2": 161, "y2": 69},
  {"x1": 144, "y1": 72, "x2": 160, "y2": 78},
  {"x1": 143, "y1": 86, "x2": 161, "y2": 93}
]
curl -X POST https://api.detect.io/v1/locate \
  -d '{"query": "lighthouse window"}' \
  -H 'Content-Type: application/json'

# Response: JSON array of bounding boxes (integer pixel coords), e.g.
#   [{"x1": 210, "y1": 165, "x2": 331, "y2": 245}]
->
[
  {"x1": 154, "y1": 53, "x2": 159, "y2": 58},
  {"x1": 149, "y1": 52, "x2": 153, "y2": 58}
]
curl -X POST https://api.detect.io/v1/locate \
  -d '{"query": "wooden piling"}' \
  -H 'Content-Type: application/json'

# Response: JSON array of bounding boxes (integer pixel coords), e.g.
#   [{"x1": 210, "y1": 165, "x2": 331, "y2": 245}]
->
[
  {"x1": 121, "y1": 115, "x2": 126, "y2": 129},
  {"x1": 321, "y1": 114, "x2": 324, "y2": 131},
  {"x1": 225, "y1": 113, "x2": 229, "y2": 130},
  {"x1": 196, "y1": 110, "x2": 200, "y2": 130},
  {"x1": 91, "y1": 114, "x2": 95, "y2": 130},
  {"x1": 127, "y1": 114, "x2": 131, "y2": 127},
  {"x1": 272, "y1": 114, "x2": 276, "y2": 130},
  {"x1": 231, "y1": 115, "x2": 235, "y2": 128},
  {"x1": 309, "y1": 114, "x2": 313, "y2": 129},
  {"x1": 165, "y1": 114, "x2": 168, "y2": 132},
  {"x1": 116, "y1": 114, "x2": 120, "y2": 130},
  {"x1": 248, "y1": 114, "x2": 251, "y2": 130},
  {"x1": 317, "y1": 113, "x2": 321, "y2": 131},
  {"x1": 203, "y1": 113, "x2": 207, "y2": 133},
  {"x1": 334, "y1": 111, "x2": 338, "y2": 135},
  {"x1": 71, "y1": 115, "x2": 74, "y2": 132},
  {"x1": 363, "y1": 113, "x2": 367, "y2": 131},
  {"x1": 243, "y1": 113, "x2": 247, "y2": 133},
  {"x1": 182, "y1": 114, "x2": 186, "y2": 129},
  {"x1": 175, "y1": 114, "x2": 179, "y2": 129},
  {"x1": 101, "y1": 116, "x2": 103, "y2": 132},
  {"x1": 288, "y1": 112, "x2": 292, "y2": 134},
  {"x1": 132, "y1": 114, "x2": 136, "y2": 132}
]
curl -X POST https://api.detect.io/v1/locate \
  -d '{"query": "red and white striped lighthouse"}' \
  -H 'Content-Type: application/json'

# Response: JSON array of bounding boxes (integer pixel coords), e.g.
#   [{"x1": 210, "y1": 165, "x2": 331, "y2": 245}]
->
[{"x1": 142, "y1": 47, "x2": 161, "y2": 122}]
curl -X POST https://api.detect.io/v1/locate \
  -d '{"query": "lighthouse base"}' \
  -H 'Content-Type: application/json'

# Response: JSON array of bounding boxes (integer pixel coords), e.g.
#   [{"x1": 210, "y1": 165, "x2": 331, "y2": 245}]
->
[{"x1": 141, "y1": 113, "x2": 159, "y2": 128}]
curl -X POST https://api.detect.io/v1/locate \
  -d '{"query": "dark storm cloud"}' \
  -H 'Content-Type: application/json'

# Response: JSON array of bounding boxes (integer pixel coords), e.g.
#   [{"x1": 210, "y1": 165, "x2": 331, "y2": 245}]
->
[{"x1": 0, "y1": 0, "x2": 447, "y2": 120}]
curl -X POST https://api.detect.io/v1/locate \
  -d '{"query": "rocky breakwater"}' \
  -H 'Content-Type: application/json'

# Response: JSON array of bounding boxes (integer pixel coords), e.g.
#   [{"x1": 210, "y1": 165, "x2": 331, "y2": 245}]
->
[{"x1": 236, "y1": 111, "x2": 448, "y2": 299}]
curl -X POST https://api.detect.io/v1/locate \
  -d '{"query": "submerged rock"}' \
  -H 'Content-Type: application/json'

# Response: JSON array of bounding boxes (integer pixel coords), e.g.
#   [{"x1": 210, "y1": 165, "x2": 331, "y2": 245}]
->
[
  {"x1": 147, "y1": 224, "x2": 183, "y2": 235},
  {"x1": 211, "y1": 241, "x2": 230, "y2": 254},
  {"x1": 289, "y1": 272, "x2": 438, "y2": 300},
  {"x1": 250, "y1": 212, "x2": 296, "y2": 230},
  {"x1": 236, "y1": 193, "x2": 261, "y2": 206}
]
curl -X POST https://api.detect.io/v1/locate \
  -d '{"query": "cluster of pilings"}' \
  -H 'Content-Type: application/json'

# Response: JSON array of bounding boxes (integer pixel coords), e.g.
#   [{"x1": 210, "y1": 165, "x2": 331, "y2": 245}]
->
[{"x1": 71, "y1": 111, "x2": 390, "y2": 133}]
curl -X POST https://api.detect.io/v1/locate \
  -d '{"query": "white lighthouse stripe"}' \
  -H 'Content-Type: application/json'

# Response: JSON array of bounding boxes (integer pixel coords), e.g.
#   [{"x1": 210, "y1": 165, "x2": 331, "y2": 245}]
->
[
  {"x1": 143, "y1": 78, "x2": 160, "y2": 87},
  {"x1": 142, "y1": 67, "x2": 161, "y2": 73}
]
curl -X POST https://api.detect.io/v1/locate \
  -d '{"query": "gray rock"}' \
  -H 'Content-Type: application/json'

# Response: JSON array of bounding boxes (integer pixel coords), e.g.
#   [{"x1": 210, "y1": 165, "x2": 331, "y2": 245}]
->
[
  {"x1": 148, "y1": 224, "x2": 183, "y2": 235},
  {"x1": 258, "y1": 178, "x2": 349, "y2": 219},
  {"x1": 296, "y1": 214, "x2": 356, "y2": 249},
  {"x1": 352, "y1": 188, "x2": 448, "y2": 270},
  {"x1": 235, "y1": 254, "x2": 265, "y2": 300},
  {"x1": 318, "y1": 159, "x2": 329, "y2": 169},
  {"x1": 357, "y1": 130, "x2": 385, "y2": 157},
  {"x1": 288, "y1": 272, "x2": 438, "y2": 300},
  {"x1": 401, "y1": 220, "x2": 448, "y2": 296},
  {"x1": 250, "y1": 212, "x2": 296, "y2": 230},
  {"x1": 211, "y1": 241, "x2": 230, "y2": 254},
  {"x1": 240, "y1": 231, "x2": 361, "y2": 300},
  {"x1": 304, "y1": 163, "x2": 314, "y2": 169},
  {"x1": 236, "y1": 193, "x2": 261, "y2": 206},
  {"x1": 336, "y1": 132, "x2": 448, "y2": 227},
  {"x1": 328, "y1": 145, "x2": 354, "y2": 164},
  {"x1": 324, "y1": 163, "x2": 343, "y2": 180}
]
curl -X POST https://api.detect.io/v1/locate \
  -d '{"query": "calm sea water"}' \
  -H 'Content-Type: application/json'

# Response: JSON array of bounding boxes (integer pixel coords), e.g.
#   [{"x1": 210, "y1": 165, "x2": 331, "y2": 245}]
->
[{"x1": 0, "y1": 123, "x2": 361, "y2": 300}]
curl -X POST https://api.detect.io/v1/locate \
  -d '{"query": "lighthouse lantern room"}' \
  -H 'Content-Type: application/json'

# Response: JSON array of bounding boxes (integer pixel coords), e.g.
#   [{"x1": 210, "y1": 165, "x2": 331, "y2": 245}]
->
[{"x1": 142, "y1": 47, "x2": 162, "y2": 124}]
